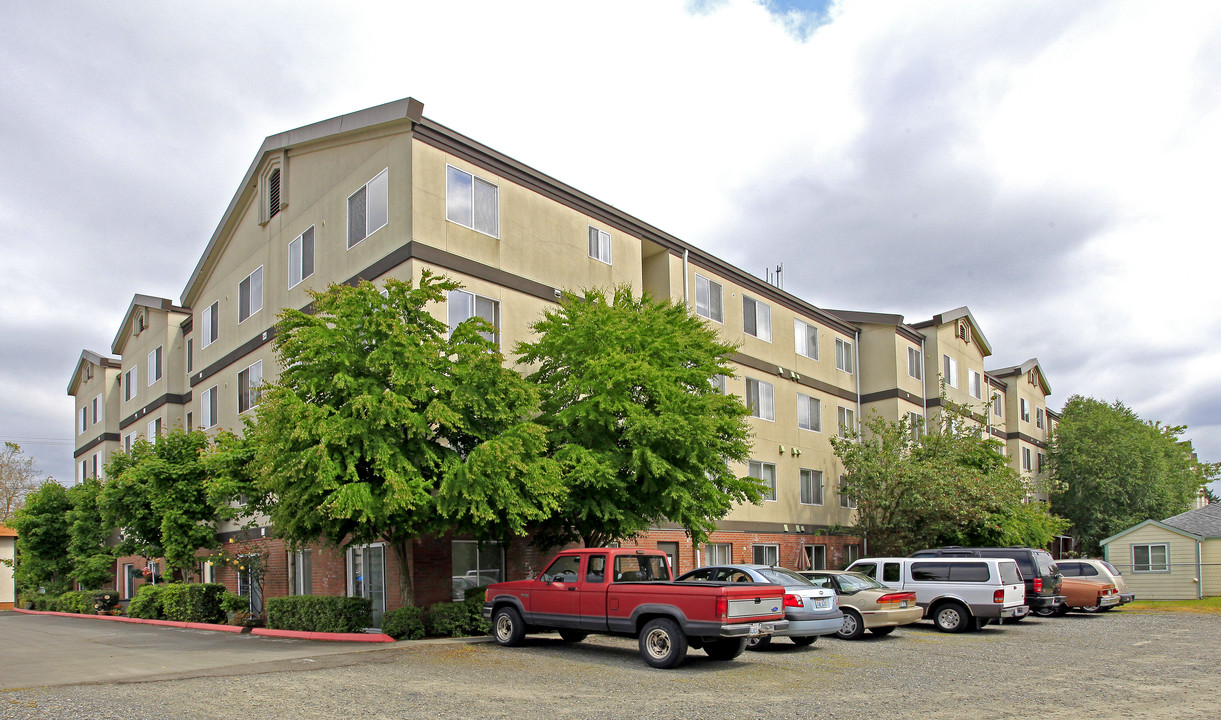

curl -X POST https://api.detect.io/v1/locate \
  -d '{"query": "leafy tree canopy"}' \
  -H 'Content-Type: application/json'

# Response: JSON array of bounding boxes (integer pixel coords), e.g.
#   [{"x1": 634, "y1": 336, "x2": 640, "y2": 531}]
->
[
  {"x1": 8, "y1": 480, "x2": 72, "y2": 595},
  {"x1": 516, "y1": 286, "x2": 759, "y2": 549},
  {"x1": 1049, "y1": 395, "x2": 1217, "y2": 555},
  {"x1": 66, "y1": 477, "x2": 114, "y2": 590},
  {"x1": 1, "y1": 442, "x2": 44, "y2": 523}
]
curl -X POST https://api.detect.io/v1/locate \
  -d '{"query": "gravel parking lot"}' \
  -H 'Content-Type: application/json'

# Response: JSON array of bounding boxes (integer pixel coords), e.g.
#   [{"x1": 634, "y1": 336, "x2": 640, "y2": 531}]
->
[{"x1": 2, "y1": 610, "x2": 1216, "y2": 719}]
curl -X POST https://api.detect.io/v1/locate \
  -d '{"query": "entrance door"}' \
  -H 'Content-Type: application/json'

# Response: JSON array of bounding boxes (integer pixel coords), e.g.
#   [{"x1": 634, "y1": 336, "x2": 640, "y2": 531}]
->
[{"x1": 348, "y1": 544, "x2": 386, "y2": 627}]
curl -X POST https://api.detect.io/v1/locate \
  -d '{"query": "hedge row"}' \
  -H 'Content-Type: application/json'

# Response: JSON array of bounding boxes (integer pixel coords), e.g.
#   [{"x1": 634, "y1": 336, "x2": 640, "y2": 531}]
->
[
  {"x1": 127, "y1": 583, "x2": 245, "y2": 623},
  {"x1": 266, "y1": 595, "x2": 373, "y2": 633},
  {"x1": 23, "y1": 589, "x2": 120, "y2": 614}
]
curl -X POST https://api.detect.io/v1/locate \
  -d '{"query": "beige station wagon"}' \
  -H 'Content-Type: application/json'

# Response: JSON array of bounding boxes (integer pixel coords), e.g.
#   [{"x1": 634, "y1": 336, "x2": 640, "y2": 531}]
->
[
  {"x1": 799, "y1": 570, "x2": 924, "y2": 639},
  {"x1": 1055, "y1": 559, "x2": 1134, "y2": 609}
]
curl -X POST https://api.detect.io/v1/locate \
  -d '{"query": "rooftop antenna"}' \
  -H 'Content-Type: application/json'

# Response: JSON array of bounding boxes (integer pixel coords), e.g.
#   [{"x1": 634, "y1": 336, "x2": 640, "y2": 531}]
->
[{"x1": 765, "y1": 263, "x2": 784, "y2": 290}]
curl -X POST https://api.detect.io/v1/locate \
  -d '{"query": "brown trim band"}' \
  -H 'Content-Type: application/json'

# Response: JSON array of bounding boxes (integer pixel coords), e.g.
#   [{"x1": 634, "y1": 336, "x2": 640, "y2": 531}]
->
[
  {"x1": 860, "y1": 388, "x2": 925, "y2": 407},
  {"x1": 191, "y1": 330, "x2": 278, "y2": 388},
  {"x1": 1005, "y1": 431, "x2": 1048, "y2": 449},
  {"x1": 731, "y1": 353, "x2": 858, "y2": 403},
  {"x1": 73, "y1": 433, "x2": 120, "y2": 459},
  {"x1": 119, "y1": 393, "x2": 192, "y2": 430},
  {"x1": 652, "y1": 520, "x2": 859, "y2": 538}
]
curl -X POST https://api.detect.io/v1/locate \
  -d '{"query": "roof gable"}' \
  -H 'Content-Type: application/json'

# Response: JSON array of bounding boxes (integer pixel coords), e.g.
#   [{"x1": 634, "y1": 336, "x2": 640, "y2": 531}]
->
[
  {"x1": 66, "y1": 349, "x2": 119, "y2": 396},
  {"x1": 1161, "y1": 503, "x2": 1221, "y2": 538},
  {"x1": 111, "y1": 294, "x2": 185, "y2": 356},
  {"x1": 1100, "y1": 518, "x2": 1203, "y2": 546},
  {"x1": 912, "y1": 306, "x2": 993, "y2": 357},
  {"x1": 988, "y1": 358, "x2": 1052, "y2": 396}
]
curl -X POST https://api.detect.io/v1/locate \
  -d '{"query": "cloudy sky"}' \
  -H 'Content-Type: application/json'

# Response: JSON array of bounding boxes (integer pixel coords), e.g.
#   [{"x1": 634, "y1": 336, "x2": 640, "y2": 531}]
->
[{"x1": 3, "y1": 0, "x2": 1219, "y2": 491}]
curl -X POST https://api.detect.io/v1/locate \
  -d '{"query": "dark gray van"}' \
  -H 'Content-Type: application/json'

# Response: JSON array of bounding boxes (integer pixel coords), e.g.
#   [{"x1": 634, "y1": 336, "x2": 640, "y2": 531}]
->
[{"x1": 910, "y1": 547, "x2": 1065, "y2": 614}]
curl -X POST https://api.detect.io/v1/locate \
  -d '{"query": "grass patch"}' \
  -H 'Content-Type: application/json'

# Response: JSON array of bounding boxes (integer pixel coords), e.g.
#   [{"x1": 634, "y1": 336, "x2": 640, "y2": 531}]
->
[{"x1": 1124, "y1": 597, "x2": 1221, "y2": 614}]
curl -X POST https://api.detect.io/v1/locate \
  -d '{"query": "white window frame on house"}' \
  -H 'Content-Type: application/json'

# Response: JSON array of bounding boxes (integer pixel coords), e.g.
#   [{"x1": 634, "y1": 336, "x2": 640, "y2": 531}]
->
[
  {"x1": 289, "y1": 549, "x2": 312, "y2": 596},
  {"x1": 79, "y1": 459, "x2": 88, "y2": 482},
  {"x1": 797, "y1": 393, "x2": 821, "y2": 432},
  {"x1": 968, "y1": 369, "x2": 982, "y2": 399},
  {"x1": 839, "y1": 475, "x2": 857, "y2": 509},
  {"x1": 837, "y1": 406, "x2": 855, "y2": 438},
  {"x1": 1132, "y1": 543, "x2": 1169, "y2": 573},
  {"x1": 1037, "y1": 453, "x2": 1047, "y2": 474},
  {"x1": 992, "y1": 392, "x2": 1003, "y2": 418},
  {"x1": 92, "y1": 394, "x2": 102, "y2": 424},
  {"x1": 146, "y1": 417, "x2": 161, "y2": 443},
  {"x1": 124, "y1": 432, "x2": 137, "y2": 452},
  {"x1": 238, "y1": 266, "x2": 263, "y2": 324},
  {"x1": 347, "y1": 542, "x2": 387, "y2": 627},
  {"x1": 845, "y1": 544, "x2": 862, "y2": 565},
  {"x1": 800, "y1": 468, "x2": 824, "y2": 506},
  {"x1": 806, "y1": 544, "x2": 828, "y2": 570},
  {"x1": 909, "y1": 411, "x2": 923, "y2": 441},
  {"x1": 123, "y1": 367, "x2": 137, "y2": 402},
  {"x1": 794, "y1": 319, "x2": 818, "y2": 360},
  {"x1": 1036, "y1": 407, "x2": 1045, "y2": 429},
  {"x1": 709, "y1": 374, "x2": 727, "y2": 394},
  {"x1": 288, "y1": 226, "x2": 315, "y2": 289},
  {"x1": 1022, "y1": 447, "x2": 1032, "y2": 471},
  {"x1": 78, "y1": 407, "x2": 88, "y2": 434},
  {"x1": 749, "y1": 460, "x2": 777, "y2": 502},
  {"x1": 744, "y1": 377, "x2": 775, "y2": 421},
  {"x1": 587, "y1": 225, "x2": 612, "y2": 264},
  {"x1": 92, "y1": 451, "x2": 101, "y2": 479},
  {"x1": 752, "y1": 544, "x2": 779, "y2": 567},
  {"x1": 703, "y1": 543, "x2": 732, "y2": 565},
  {"x1": 1020, "y1": 398, "x2": 1031, "y2": 422},
  {"x1": 694, "y1": 274, "x2": 723, "y2": 323},
  {"x1": 348, "y1": 168, "x2": 390, "y2": 248},
  {"x1": 451, "y1": 540, "x2": 506, "y2": 601},
  {"x1": 943, "y1": 355, "x2": 958, "y2": 388},
  {"x1": 907, "y1": 346, "x2": 922, "y2": 380},
  {"x1": 148, "y1": 346, "x2": 163, "y2": 385},
  {"x1": 448, "y1": 290, "x2": 500, "y2": 346},
  {"x1": 835, "y1": 338, "x2": 854, "y2": 374},
  {"x1": 202, "y1": 301, "x2": 219, "y2": 348},
  {"x1": 202, "y1": 385, "x2": 218, "y2": 429},
  {"x1": 238, "y1": 360, "x2": 263, "y2": 414},
  {"x1": 742, "y1": 295, "x2": 772, "y2": 342},
  {"x1": 445, "y1": 165, "x2": 498, "y2": 238}
]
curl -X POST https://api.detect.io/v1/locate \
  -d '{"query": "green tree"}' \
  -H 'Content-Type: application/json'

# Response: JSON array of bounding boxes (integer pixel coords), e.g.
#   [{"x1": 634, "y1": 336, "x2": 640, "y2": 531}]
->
[
  {"x1": 516, "y1": 286, "x2": 759, "y2": 549},
  {"x1": 1049, "y1": 396, "x2": 1215, "y2": 555},
  {"x1": 1, "y1": 442, "x2": 43, "y2": 522},
  {"x1": 66, "y1": 477, "x2": 115, "y2": 589},
  {"x1": 248, "y1": 274, "x2": 561, "y2": 606},
  {"x1": 8, "y1": 480, "x2": 72, "y2": 595}
]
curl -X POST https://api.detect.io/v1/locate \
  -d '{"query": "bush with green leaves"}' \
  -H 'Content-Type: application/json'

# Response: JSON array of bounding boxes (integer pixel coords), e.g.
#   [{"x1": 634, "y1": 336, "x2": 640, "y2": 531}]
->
[
  {"x1": 424, "y1": 590, "x2": 490, "y2": 638},
  {"x1": 55, "y1": 589, "x2": 96, "y2": 614},
  {"x1": 159, "y1": 583, "x2": 228, "y2": 623},
  {"x1": 92, "y1": 590, "x2": 120, "y2": 613},
  {"x1": 127, "y1": 583, "x2": 168, "y2": 619},
  {"x1": 380, "y1": 606, "x2": 425, "y2": 640},
  {"x1": 265, "y1": 596, "x2": 372, "y2": 633},
  {"x1": 221, "y1": 592, "x2": 249, "y2": 615}
]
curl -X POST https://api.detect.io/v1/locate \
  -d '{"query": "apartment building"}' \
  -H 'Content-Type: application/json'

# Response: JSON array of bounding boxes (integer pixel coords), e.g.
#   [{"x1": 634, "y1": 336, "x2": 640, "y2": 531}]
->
[{"x1": 67, "y1": 350, "x2": 122, "y2": 482}]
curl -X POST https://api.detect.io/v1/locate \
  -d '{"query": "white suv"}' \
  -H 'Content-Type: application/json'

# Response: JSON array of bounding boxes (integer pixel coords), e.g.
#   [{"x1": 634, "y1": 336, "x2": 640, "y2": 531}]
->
[{"x1": 846, "y1": 557, "x2": 1028, "y2": 632}]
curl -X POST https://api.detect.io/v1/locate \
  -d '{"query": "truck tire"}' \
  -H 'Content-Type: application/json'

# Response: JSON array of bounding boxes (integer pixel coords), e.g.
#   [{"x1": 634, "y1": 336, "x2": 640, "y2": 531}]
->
[
  {"x1": 492, "y1": 606, "x2": 527, "y2": 647},
  {"x1": 932, "y1": 601, "x2": 971, "y2": 633},
  {"x1": 790, "y1": 636, "x2": 817, "y2": 646},
  {"x1": 558, "y1": 630, "x2": 588, "y2": 643},
  {"x1": 746, "y1": 635, "x2": 772, "y2": 650},
  {"x1": 703, "y1": 637, "x2": 747, "y2": 661},
  {"x1": 639, "y1": 618, "x2": 688, "y2": 669}
]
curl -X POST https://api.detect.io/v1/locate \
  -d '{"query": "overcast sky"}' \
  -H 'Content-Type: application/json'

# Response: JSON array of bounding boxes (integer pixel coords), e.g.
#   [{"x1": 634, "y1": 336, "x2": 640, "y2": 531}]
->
[{"x1": 2, "y1": 0, "x2": 1219, "y2": 492}]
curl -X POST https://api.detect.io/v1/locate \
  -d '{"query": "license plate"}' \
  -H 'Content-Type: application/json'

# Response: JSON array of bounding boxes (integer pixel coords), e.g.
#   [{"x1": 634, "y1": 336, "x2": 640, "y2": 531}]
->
[
  {"x1": 815, "y1": 598, "x2": 831, "y2": 609},
  {"x1": 748, "y1": 623, "x2": 761, "y2": 636}
]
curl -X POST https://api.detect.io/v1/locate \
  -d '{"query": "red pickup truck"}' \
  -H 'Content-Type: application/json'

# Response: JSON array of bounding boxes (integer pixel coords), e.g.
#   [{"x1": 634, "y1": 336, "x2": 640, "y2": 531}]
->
[{"x1": 482, "y1": 548, "x2": 789, "y2": 668}]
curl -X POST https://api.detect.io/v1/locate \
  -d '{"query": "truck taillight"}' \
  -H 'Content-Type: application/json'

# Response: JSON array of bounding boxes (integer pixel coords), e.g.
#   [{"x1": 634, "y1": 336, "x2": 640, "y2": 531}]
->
[
  {"x1": 783, "y1": 593, "x2": 803, "y2": 609},
  {"x1": 1033, "y1": 578, "x2": 1043, "y2": 593},
  {"x1": 715, "y1": 596, "x2": 728, "y2": 620},
  {"x1": 993, "y1": 589, "x2": 1004, "y2": 604}
]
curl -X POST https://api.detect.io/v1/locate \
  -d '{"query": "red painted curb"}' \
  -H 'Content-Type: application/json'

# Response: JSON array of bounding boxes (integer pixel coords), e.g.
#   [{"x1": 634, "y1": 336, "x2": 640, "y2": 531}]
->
[{"x1": 13, "y1": 608, "x2": 392, "y2": 641}]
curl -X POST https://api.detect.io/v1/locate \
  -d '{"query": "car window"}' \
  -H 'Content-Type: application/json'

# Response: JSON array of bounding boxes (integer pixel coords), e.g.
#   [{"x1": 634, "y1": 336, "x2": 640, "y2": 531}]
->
[
  {"x1": 1102, "y1": 561, "x2": 1122, "y2": 576},
  {"x1": 614, "y1": 555, "x2": 667, "y2": 582},
  {"x1": 882, "y1": 562, "x2": 902, "y2": 583},
  {"x1": 587, "y1": 555, "x2": 606, "y2": 583},
  {"x1": 911, "y1": 562, "x2": 950, "y2": 582},
  {"x1": 542, "y1": 556, "x2": 581, "y2": 583},
  {"x1": 850, "y1": 562, "x2": 877, "y2": 578},
  {"x1": 837, "y1": 573, "x2": 886, "y2": 592},
  {"x1": 948, "y1": 563, "x2": 991, "y2": 582},
  {"x1": 1080, "y1": 564, "x2": 1098, "y2": 576},
  {"x1": 758, "y1": 567, "x2": 814, "y2": 586},
  {"x1": 803, "y1": 574, "x2": 835, "y2": 590},
  {"x1": 714, "y1": 568, "x2": 755, "y2": 583},
  {"x1": 1059, "y1": 562, "x2": 1080, "y2": 577},
  {"x1": 678, "y1": 568, "x2": 713, "y2": 582},
  {"x1": 999, "y1": 561, "x2": 1022, "y2": 585},
  {"x1": 1033, "y1": 550, "x2": 1058, "y2": 575}
]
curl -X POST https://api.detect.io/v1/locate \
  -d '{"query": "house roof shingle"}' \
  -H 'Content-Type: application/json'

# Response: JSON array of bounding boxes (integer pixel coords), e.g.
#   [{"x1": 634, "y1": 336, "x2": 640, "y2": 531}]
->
[{"x1": 1161, "y1": 503, "x2": 1221, "y2": 538}]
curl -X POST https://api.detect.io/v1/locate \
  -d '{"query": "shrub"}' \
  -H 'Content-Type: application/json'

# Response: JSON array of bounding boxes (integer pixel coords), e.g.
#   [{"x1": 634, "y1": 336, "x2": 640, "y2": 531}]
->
[
  {"x1": 266, "y1": 596, "x2": 372, "y2": 633},
  {"x1": 159, "y1": 583, "x2": 228, "y2": 623},
  {"x1": 463, "y1": 586, "x2": 491, "y2": 636},
  {"x1": 56, "y1": 590, "x2": 96, "y2": 614},
  {"x1": 380, "y1": 606, "x2": 425, "y2": 640},
  {"x1": 127, "y1": 584, "x2": 169, "y2": 619},
  {"x1": 221, "y1": 592, "x2": 249, "y2": 615},
  {"x1": 92, "y1": 590, "x2": 120, "y2": 614},
  {"x1": 425, "y1": 602, "x2": 468, "y2": 637}
]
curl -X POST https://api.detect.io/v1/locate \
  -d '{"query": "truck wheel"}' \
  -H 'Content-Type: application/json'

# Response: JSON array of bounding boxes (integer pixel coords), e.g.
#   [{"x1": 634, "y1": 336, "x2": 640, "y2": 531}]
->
[
  {"x1": 558, "y1": 630, "x2": 588, "y2": 643},
  {"x1": 492, "y1": 606, "x2": 527, "y2": 647},
  {"x1": 639, "y1": 618, "x2": 688, "y2": 669},
  {"x1": 1032, "y1": 605, "x2": 1058, "y2": 618},
  {"x1": 703, "y1": 637, "x2": 747, "y2": 661},
  {"x1": 746, "y1": 635, "x2": 772, "y2": 650},
  {"x1": 790, "y1": 636, "x2": 817, "y2": 646},
  {"x1": 933, "y1": 601, "x2": 970, "y2": 633},
  {"x1": 836, "y1": 608, "x2": 865, "y2": 640}
]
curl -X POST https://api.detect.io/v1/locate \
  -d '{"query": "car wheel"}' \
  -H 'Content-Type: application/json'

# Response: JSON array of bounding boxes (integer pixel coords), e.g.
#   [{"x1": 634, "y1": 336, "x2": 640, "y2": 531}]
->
[
  {"x1": 933, "y1": 602, "x2": 971, "y2": 633},
  {"x1": 1007, "y1": 611, "x2": 1026, "y2": 622},
  {"x1": 1032, "y1": 605, "x2": 1059, "y2": 618},
  {"x1": 1079, "y1": 603, "x2": 1103, "y2": 613},
  {"x1": 790, "y1": 636, "x2": 817, "y2": 646},
  {"x1": 492, "y1": 606, "x2": 527, "y2": 647},
  {"x1": 639, "y1": 618, "x2": 688, "y2": 669},
  {"x1": 870, "y1": 627, "x2": 896, "y2": 636},
  {"x1": 836, "y1": 609, "x2": 865, "y2": 640},
  {"x1": 703, "y1": 637, "x2": 747, "y2": 660},
  {"x1": 746, "y1": 635, "x2": 772, "y2": 651},
  {"x1": 558, "y1": 630, "x2": 588, "y2": 643}
]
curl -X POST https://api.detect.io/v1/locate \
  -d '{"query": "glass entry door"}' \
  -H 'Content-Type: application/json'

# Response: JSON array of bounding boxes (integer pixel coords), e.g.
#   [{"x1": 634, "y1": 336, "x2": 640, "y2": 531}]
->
[{"x1": 348, "y1": 544, "x2": 386, "y2": 627}]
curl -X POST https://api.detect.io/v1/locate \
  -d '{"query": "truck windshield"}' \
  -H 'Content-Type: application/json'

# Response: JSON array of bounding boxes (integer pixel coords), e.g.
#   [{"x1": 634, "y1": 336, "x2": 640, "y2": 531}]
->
[{"x1": 614, "y1": 555, "x2": 669, "y2": 582}]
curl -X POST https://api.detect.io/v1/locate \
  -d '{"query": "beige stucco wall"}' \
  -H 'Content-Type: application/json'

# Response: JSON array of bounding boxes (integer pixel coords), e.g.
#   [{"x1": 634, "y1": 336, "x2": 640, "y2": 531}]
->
[
  {"x1": 924, "y1": 321, "x2": 989, "y2": 412},
  {"x1": 71, "y1": 362, "x2": 123, "y2": 482}
]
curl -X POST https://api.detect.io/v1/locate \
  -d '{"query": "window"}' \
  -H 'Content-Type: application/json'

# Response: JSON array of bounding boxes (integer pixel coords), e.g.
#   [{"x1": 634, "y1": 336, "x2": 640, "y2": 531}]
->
[
  {"x1": 657, "y1": 542, "x2": 679, "y2": 577},
  {"x1": 288, "y1": 226, "x2": 315, "y2": 289},
  {"x1": 694, "y1": 274, "x2": 723, "y2": 323},
  {"x1": 957, "y1": 321, "x2": 971, "y2": 344},
  {"x1": 907, "y1": 346, "x2": 922, "y2": 380},
  {"x1": 1020, "y1": 398, "x2": 1031, "y2": 422},
  {"x1": 839, "y1": 475, "x2": 857, "y2": 509},
  {"x1": 123, "y1": 367, "x2": 137, "y2": 402},
  {"x1": 587, "y1": 226, "x2": 611, "y2": 264},
  {"x1": 348, "y1": 168, "x2": 389, "y2": 248},
  {"x1": 347, "y1": 544, "x2": 387, "y2": 626},
  {"x1": 992, "y1": 392, "x2": 1003, "y2": 418},
  {"x1": 744, "y1": 378, "x2": 775, "y2": 421},
  {"x1": 92, "y1": 394, "x2": 101, "y2": 424},
  {"x1": 267, "y1": 167, "x2": 281, "y2": 220},
  {"x1": 92, "y1": 452, "x2": 101, "y2": 479},
  {"x1": 146, "y1": 417, "x2": 161, "y2": 443},
  {"x1": 1037, "y1": 453, "x2": 1047, "y2": 473},
  {"x1": 289, "y1": 550, "x2": 313, "y2": 596},
  {"x1": 238, "y1": 267, "x2": 263, "y2": 323},
  {"x1": 794, "y1": 319, "x2": 819, "y2": 360},
  {"x1": 753, "y1": 544, "x2": 779, "y2": 567},
  {"x1": 202, "y1": 301, "x2": 219, "y2": 348},
  {"x1": 909, "y1": 411, "x2": 923, "y2": 441},
  {"x1": 1036, "y1": 407, "x2": 1045, "y2": 429},
  {"x1": 837, "y1": 406, "x2": 855, "y2": 438},
  {"x1": 709, "y1": 374, "x2": 727, "y2": 394},
  {"x1": 448, "y1": 290, "x2": 500, "y2": 345},
  {"x1": 124, "y1": 432, "x2": 137, "y2": 452},
  {"x1": 1132, "y1": 544, "x2": 1169, "y2": 572},
  {"x1": 749, "y1": 461, "x2": 777, "y2": 502},
  {"x1": 797, "y1": 393, "x2": 821, "y2": 432},
  {"x1": 451, "y1": 541, "x2": 505, "y2": 600},
  {"x1": 238, "y1": 360, "x2": 263, "y2": 413},
  {"x1": 942, "y1": 355, "x2": 958, "y2": 388},
  {"x1": 742, "y1": 296, "x2": 771, "y2": 341},
  {"x1": 202, "y1": 385, "x2": 218, "y2": 429},
  {"x1": 968, "y1": 369, "x2": 982, "y2": 399},
  {"x1": 186, "y1": 338, "x2": 193, "y2": 374},
  {"x1": 806, "y1": 545, "x2": 827, "y2": 570},
  {"x1": 148, "y1": 346, "x2": 163, "y2": 385},
  {"x1": 835, "y1": 338, "x2": 854, "y2": 374},
  {"x1": 78, "y1": 407, "x2": 88, "y2": 434},
  {"x1": 186, "y1": 412, "x2": 193, "y2": 429},
  {"x1": 800, "y1": 469, "x2": 824, "y2": 505},
  {"x1": 79, "y1": 459, "x2": 87, "y2": 481},
  {"x1": 704, "y1": 543, "x2": 732, "y2": 565},
  {"x1": 445, "y1": 165, "x2": 498, "y2": 237},
  {"x1": 1021, "y1": 447, "x2": 1032, "y2": 471}
]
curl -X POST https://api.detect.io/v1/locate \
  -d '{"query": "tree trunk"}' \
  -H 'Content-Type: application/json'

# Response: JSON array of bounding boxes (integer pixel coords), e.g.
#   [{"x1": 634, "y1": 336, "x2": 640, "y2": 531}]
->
[{"x1": 392, "y1": 538, "x2": 415, "y2": 608}]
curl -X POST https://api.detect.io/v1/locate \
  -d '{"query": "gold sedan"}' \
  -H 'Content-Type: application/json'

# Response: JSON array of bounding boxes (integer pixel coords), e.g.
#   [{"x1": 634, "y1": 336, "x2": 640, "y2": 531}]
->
[{"x1": 799, "y1": 570, "x2": 925, "y2": 640}]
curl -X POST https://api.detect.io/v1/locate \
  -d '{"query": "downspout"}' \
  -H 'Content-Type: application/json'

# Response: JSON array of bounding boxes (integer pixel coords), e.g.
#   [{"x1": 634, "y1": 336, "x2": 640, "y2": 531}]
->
[
  {"x1": 920, "y1": 335, "x2": 927, "y2": 423},
  {"x1": 682, "y1": 250, "x2": 690, "y2": 307},
  {"x1": 854, "y1": 328, "x2": 861, "y2": 433},
  {"x1": 1198, "y1": 538, "x2": 1204, "y2": 600}
]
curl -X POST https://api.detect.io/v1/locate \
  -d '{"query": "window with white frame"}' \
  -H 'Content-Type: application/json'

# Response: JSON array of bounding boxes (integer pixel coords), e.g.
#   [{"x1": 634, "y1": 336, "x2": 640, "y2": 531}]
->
[
  {"x1": 839, "y1": 475, "x2": 857, "y2": 509},
  {"x1": 807, "y1": 544, "x2": 828, "y2": 570},
  {"x1": 704, "y1": 543, "x2": 732, "y2": 565},
  {"x1": 238, "y1": 267, "x2": 263, "y2": 323},
  {"x1": 123, "y1": 367, "x2": 137, "y2": 401},
  {"x1": 797, "y1": 393, "x2": 821, "y2": 432},
  {"x1": 800, "y1": 468, "x2": 824, "y2": 505},
  {"x1": 837, "y1": 406, "x2": 855, "y2": 438},
  {"x1": 1020, "y1": 398, "x2": 1031, "y2": 422},
  {"x1": 124, "y1": 432, "x2": 137, "y2": 452},
  {"x1": 448, "y1": 290, "x2": 500, "y2": 345},
  {"x1": 710, "y1": 374, "x2": 727, "y2": 394},
  {"x1": 744, "y1": 378, "x2": 775, "y2": 421},
  {"x1": 907, "y1": 346, "x2": 922, "y2": 380},
  {"x1": 202, "y1": 301, "x2": 219, "y2": 348},
  {"x1": 835, "y1": 338, "x2": 854, "y2": 374},
  {"x1": 451, "y1": 540, "x2": 505, "y2": 601},
  {"x1": 148, "y1": 346, "x2": 163, "y2": 385},
  {"x1": 289, "y1": 226, "x2": 315, "y2": 289},
  {"x1": 202, "y1": 385, "x2": 218, "y2": 429},
  {"x1": 992, "y1": 392, "x2": 1003, "y2": 418},
  {"x1": 238, "y1": 360, "x2": 263, "y2": 413},
  {"x1": 1021, "y1": 447, "x2": 1032, "y2": 471},
  {"x1": 794, "y1": 319, "x2": 818, "y2": 360},
  {"x1": 446, "y1": 165, "x2": 498, "y2": 237},
  {"x1": 942, "y1": 355, "x2": 958, "y2": 388},
  {"x1": 1132, "y1": 543, "x2": 1169, "y2": 572},
  {"x1": 749, "y1": 461, "x2": 777, "y2": 501},
  {"x1": 349, "y1": 168, "x2": 389, "y2": 248},
  {"x1": 845, "y1": 544, "x2": 861, "y2": 565},
  {"x1": 289, "y1": 549, "x2": 313, "y2": 596},
  {"x1": 79, "y1": 459, "x2": 88, "y2": 481},
  {"x1": 694, "y1": 274, "x2": 723, "y2": 323},
  {"x1": 78, "y1": 407, "x2": 88, "y2": 434},
  {"x1": 146, "y1": 417, "x2": 162, "y2": 443},
  {"x1": 742, "y1": 296, "x2": 771, "y2": 341},
  {"x1": 92, "y1": 452, "x2": 102, "y2": 479},
  {"x1": 587, "y1": 225, "x2": 611, "y2": 264},
  {"x1": 752, "y1": 544, "x2": 779, "y2": 567},
  {"x1": 909, "y1": 411, "x2": 923, "y2": 441},
  {"x1": 968, "y1": 369, "x2": 982, "y2": 399},
  {"x1": 1037, "y1": 453, "x2": 1046, "y2": 474},
  {"x1": 1036, "y1": 407, "x2": 1045, "y2": 429},
  {"x1": 92, "y1": 394, "x2": 101, "y2": 424}
]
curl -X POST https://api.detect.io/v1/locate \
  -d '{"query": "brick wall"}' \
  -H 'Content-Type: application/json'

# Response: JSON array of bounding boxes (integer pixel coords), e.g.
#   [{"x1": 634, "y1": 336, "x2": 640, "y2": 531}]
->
[{"x1": 619, "y1": 530, "x2": 862, "y2": 575}]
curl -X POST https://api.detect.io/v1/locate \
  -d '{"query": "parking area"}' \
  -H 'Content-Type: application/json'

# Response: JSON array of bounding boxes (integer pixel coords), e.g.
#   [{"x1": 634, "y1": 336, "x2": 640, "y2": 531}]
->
[{"x1": 2, "y1": 609, "x2": 1217, "y2": 719}]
